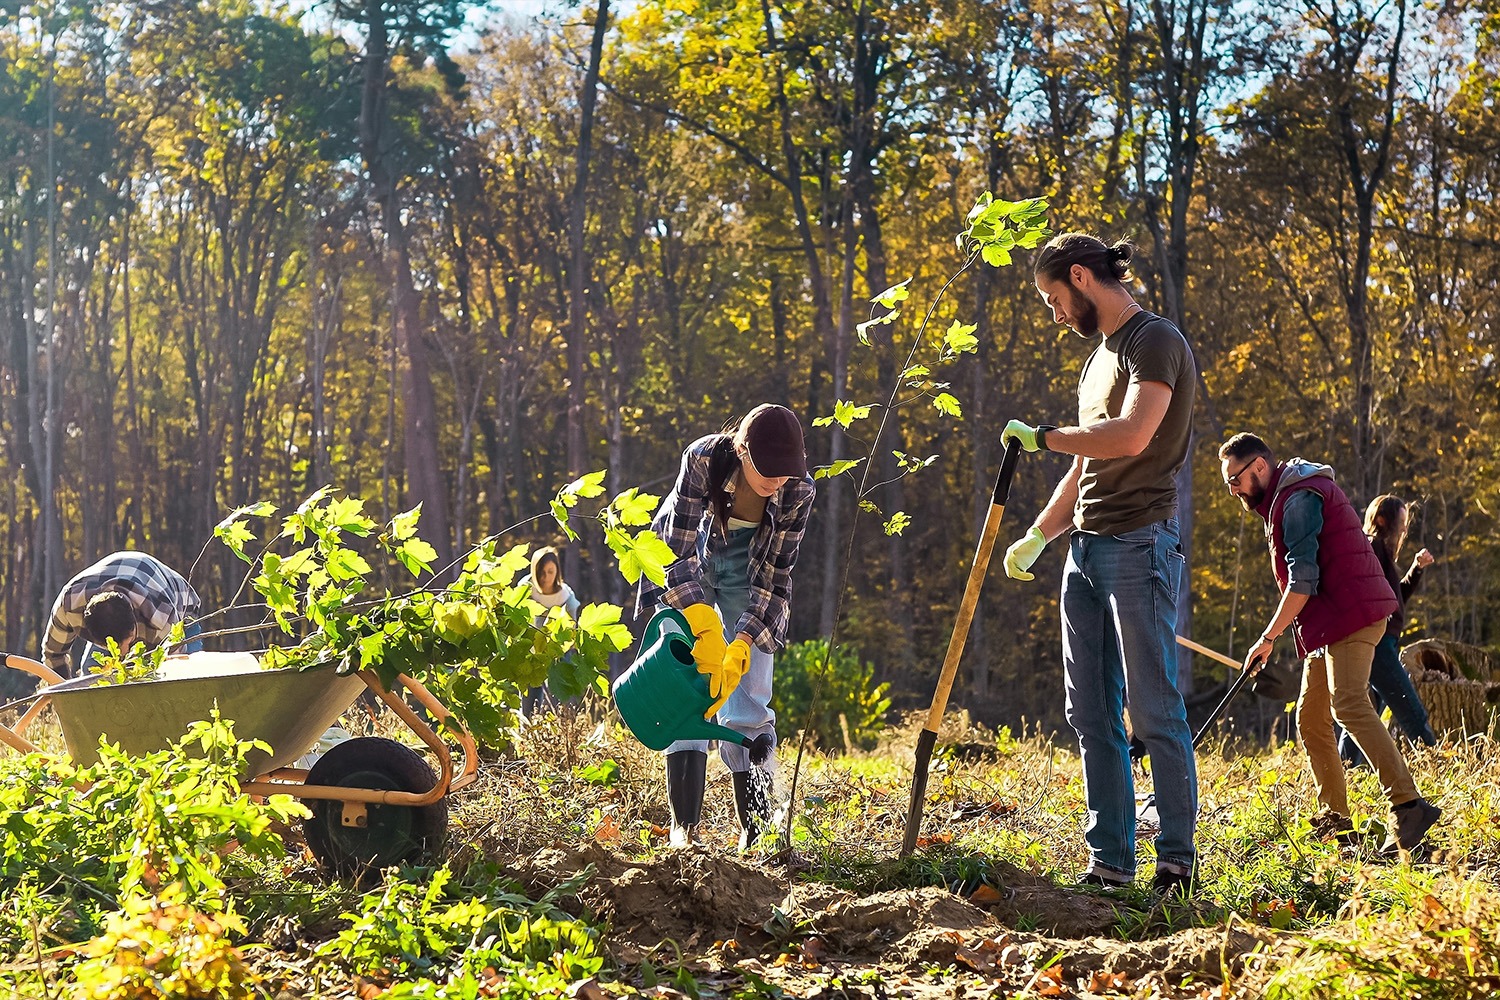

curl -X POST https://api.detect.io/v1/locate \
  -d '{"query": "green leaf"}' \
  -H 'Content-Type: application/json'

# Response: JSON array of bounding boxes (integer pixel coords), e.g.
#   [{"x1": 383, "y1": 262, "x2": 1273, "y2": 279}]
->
[
  {"x1": 547, "y1": 654, "x2": 599, "y2": 703},
  {"x1": 436, "y1": 602, "x2": 485, "y2": 639},
  {"x1": 822, "y1": 399, "x2": 875, "y2": 430},
  {"x1": 966, "y1": 192, "x2": 993, "y2": 224},
  {"x1": 932, "y1": 393, "x2": 962, "y2": 418},
  {"x1": 900, "y1": 364, "x2": 930, "y2": 380},
  {"x1": 858, "y1": 500, "x2": 881, "y2": 514},
  {"x1": 616, "y1": 531, "x2": 678, "y2": 586},
  {"x1": 576, "y1": 759, "x2": 620, "y2": 787},
  {"x1": 1015, "y1": 227, "x2": 1048, "y2": 249},
  {"x1": 325, "y1": 548, "x2": 372, "y2": 583},
  {"x1": 578, "y1": 604, "x2": 633, "y2": 650},
  {"x1": 559, "y1": 471, "x2": 607, "y2": 503},
  {"x1": 611, "y1": 488, "x2": 660, "y2": 527},
  {"x1": 813, "y1": 458, "x2": 865, "y2": 480},
  {"x1": 390, "y1": 504, "x2": 422, "y2": 541},
  {"x1": 395, "y1": 538, "x2": 439, "y2": 578},
  {"x1": 894, "y1": 451, "x2": 938, "y2": 472},
  {"x1": 281, "y1": 548, "x2": 317, "y2": 579},
  {"x1": 981, "y1": 244, "x2": 1013, "y2": 267},
  {"x1": 855, "y1": 309, "x2": 899, "y2": 346},
  {"x1": 551, "y1": 499, "x2": 579, "y2": 541},
  {"x1": 871, "y1": 277, "x2": 911, "y2": 308},
  {"x1": 326, "y1": 496, "x2": 374, "y2": 536},
  {"x1": 943, "y1": 320, "x2": 979, "y2": 355},
  {"x1": 214, "y1": 520, "x2": 256, "y2": 563},
  {"x1": 578, "y1": 603, "x2": 621, "y2": 632},
  {"x1": 883, "y1": 511, "x2": 912, "y2": 536}
]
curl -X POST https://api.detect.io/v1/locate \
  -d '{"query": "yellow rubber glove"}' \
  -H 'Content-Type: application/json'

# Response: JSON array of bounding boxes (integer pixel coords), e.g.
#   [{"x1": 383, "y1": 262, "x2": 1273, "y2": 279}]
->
[
  {"x1": 681, "y1": 600, "x2": 728, "y2": 688},
  {"x1": 1003, "y1": 526, "x2": 1048, "y2": 582},
  {"x1": 705, "y1": 638, "x2": 751, "y2": 719}
]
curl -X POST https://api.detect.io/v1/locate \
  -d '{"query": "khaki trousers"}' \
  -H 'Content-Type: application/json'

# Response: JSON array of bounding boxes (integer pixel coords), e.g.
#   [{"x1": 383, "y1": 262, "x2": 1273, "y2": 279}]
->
[{"x1": 1297, "y1": 620, "x2": 1419, "y2": 816}]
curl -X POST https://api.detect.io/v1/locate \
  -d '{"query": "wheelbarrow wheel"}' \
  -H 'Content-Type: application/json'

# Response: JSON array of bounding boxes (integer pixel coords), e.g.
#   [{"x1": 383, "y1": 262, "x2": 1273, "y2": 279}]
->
[{"x1": 303, "y1": 737, "x2": 448, "y2": 877}]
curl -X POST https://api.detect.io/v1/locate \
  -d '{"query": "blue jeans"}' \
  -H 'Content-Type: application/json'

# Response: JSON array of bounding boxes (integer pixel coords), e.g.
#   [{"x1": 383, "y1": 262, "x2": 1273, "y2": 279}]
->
[
  {"x1": 1062, "y1": 518, "x2": 1197, "y2": 878},
  {"x1": 1338, "y1": 634, "x2": 1437, "y2": 766}
]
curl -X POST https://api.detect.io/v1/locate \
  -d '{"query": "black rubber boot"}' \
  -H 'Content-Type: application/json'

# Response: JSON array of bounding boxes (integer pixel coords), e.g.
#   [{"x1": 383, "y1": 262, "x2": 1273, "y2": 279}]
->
[
  {"x1": 665, "y1": 751, "x2": 707, "y2": 847},
  {"x1": 732, "y1": 769, "x2": 771, "y2": 852}
]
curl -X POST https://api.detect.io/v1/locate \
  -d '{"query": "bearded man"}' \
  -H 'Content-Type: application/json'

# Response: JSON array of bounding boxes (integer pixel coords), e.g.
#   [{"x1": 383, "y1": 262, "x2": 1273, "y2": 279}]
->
[{"x1": 999, "y1": 233, "x2": 1199, "y2": 897}]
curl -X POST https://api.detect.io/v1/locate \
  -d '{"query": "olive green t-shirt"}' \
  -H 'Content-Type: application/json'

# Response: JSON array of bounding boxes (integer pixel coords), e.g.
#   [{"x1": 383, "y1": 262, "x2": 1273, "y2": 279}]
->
[{"x1": 1073, "y1": 311, "x2": 1196, "y2": 535}]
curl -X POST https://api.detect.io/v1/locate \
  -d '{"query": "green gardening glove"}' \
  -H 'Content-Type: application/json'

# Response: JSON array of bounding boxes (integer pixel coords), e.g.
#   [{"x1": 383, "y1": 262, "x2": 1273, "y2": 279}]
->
[
  {"x1": 1003, "y1": 526, "x2": 1048, "y2": 582},
  {"x1": 1000, "y1": 418, "x2": 1043, "y2": 453}
]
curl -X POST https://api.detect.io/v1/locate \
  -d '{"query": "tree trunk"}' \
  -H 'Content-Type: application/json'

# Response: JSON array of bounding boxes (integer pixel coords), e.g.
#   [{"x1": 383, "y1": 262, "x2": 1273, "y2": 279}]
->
[
  {"x1": 565, "y1": 0, "x2": 611, "y2": 586},
  {"x1": 360, "y1": 0, "x2": 451, "y2": 565}
]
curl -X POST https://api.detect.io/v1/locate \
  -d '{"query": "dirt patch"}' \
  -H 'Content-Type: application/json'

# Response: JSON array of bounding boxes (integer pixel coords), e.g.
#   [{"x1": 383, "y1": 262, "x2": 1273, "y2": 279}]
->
[
  {"x1": 506, "y1": 843, "x2": 788, "y2": 950},
  {"x1": 503, "y1": 844, "x2": 1273, "y2": 985}
]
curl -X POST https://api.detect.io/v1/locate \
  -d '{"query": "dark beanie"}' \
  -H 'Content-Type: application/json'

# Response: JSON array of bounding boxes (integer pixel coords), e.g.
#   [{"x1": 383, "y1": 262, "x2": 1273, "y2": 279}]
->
[{"x1": 741, "y1": 404, "x2": 807, "y2": 478}]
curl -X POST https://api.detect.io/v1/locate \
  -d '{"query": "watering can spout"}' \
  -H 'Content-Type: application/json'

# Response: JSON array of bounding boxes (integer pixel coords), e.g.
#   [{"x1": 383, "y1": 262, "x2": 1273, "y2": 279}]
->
[{"x1": 613, "y1": 607, "x2": 761, "y2": 755}]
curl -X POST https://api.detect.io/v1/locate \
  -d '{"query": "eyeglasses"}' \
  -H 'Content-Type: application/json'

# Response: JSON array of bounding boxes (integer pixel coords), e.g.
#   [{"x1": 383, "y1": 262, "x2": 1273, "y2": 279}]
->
[{"x1": 1224, "y1": 457, "x2": 1259, "y2": 489}]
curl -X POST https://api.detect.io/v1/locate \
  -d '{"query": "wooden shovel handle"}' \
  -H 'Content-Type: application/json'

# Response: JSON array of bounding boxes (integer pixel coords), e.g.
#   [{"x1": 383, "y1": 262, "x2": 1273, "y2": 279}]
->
[{"x1": 923, "y1": 440, "x2": 1023, "y2": 730}]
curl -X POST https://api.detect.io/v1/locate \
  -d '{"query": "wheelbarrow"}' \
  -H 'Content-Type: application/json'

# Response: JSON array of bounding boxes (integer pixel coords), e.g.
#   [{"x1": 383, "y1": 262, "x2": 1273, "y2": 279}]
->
[{"x1": 0, "y1": 650, "x2": 477, "y2": 877}]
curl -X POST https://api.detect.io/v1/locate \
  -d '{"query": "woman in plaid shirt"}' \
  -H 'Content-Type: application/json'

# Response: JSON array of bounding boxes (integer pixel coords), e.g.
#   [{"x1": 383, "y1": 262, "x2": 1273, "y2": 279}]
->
[{"x1": 637, "y1": 404, "x2": 816, "y2": 849}]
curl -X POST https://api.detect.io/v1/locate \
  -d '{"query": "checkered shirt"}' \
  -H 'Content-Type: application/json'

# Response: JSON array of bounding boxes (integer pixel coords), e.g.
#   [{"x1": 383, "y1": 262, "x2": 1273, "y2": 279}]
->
[
  {"x1": 43, "y1": 551, "x2": 201, "y2": 674},
  {"x1": 636, "y1": 434, "x2": 816, "y2": 652}
]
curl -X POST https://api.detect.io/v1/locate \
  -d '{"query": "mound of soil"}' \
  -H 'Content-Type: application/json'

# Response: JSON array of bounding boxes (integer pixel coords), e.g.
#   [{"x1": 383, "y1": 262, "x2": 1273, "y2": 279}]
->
[
  {"x1": 503, "y1": 842, "x2": 1273, "y2": 993},
  {"x1": 507, "y1": 844, "x2": 788, "y2": 949}
]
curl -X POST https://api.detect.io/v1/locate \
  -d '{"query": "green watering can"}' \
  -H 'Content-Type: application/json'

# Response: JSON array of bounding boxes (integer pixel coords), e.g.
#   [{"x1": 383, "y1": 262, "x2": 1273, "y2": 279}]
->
[{"x1": 614, "y1": 607, "x2": 771, "y2": 763}]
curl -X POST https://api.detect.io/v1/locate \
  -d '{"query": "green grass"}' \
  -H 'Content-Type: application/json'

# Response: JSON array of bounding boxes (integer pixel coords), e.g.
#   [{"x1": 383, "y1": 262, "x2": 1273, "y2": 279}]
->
[{"x1": 3, "y1": 702, "x2": 1498, "y2": 998}]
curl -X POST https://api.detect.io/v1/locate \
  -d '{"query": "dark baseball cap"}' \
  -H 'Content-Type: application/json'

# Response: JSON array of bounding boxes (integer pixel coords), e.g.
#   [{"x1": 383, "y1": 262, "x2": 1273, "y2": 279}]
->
[{"x1": 741, "y1": 404, "x2": 807, "y2": 478}]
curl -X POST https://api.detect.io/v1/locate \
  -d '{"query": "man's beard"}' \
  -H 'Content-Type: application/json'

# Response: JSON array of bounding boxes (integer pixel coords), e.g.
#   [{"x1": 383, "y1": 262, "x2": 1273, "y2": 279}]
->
[
  {"x1": 1238, "y1": 485, "x2": 1267, "y2": 511},
  {"x1": 1070, "y1": 289, "x2": 1100, "y2": 338}
]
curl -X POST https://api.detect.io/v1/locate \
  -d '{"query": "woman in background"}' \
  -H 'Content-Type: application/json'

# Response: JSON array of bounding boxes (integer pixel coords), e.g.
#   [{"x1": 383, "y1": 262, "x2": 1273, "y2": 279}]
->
[
  {"x1": 521, "y1": 546, "x2": 581, "y2": 716},
  {"x1": 1339, "y1": 496, "x2": 1438, "y2": 765}
]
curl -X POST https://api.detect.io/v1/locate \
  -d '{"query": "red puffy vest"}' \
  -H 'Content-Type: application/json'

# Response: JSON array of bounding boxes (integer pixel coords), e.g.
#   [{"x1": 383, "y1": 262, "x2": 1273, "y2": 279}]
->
[{"x1": 1258, "y1": 464, "x2": 1398, "y2": 657}]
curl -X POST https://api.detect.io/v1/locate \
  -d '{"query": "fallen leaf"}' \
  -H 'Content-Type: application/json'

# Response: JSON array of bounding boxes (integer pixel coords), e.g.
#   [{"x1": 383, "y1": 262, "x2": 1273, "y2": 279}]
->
[
  {"x1": 1033, "y1": 963, "x2": 1066, "y2": 997},
  {"x1": 568, "y1": 978, "x2": 608, "y2": 1000},
  {"x1": 999, "y1": 944, "x2": 1028, "y2": 967},
  {"x1": 800, "y1": 936, "x2": 828, "y2": 963},
  {"x1": 594, "y1": 814, "x2": 622, "y2": 845},
  {"x1": 955, "y1": 946, "x2": 996, "y2": 973},
  {"x1": 968, "y1": 884, "x2": 1005, "y2": 904},
  {"x1": 916, "y1": 832, "x2": 954, "y2": 848},
  {"x1": 1088, "y1": 969, "x2": 1133, "y2": 993},
  {"x1": 648, "y1": 823, "x2": 670, "y2": 838}
]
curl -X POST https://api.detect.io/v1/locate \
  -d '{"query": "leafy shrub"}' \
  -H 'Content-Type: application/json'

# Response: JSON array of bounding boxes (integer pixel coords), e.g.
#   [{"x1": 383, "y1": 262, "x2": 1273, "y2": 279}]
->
[
  {"x1": 0, "y1": 712, "x2": 305, "y2": 943},
  {"x1": 316, "y1": 866, "x2": 602, "y2": 990},
  {"x1": 201, "y1": 486, "x2": 658, "y2": 749},
  {"x1": 770, "y1": 640, "x2": 892, "y2": 751},
  {"x1": 69, "y1": 889, "x2": 256, "y2": 1000}
]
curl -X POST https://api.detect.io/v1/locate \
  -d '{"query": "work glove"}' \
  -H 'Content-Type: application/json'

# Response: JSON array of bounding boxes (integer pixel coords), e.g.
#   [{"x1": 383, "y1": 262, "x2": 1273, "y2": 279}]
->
[
  {"x1": 682, "y1": 602, "x2": 727, "y2": 668},
  {"x1": 704, "y1": 638, "x2": 751, "y2": 719},
  {"x1": 1001, "y1": 418, "x2": 1044, "y2": 453},
  {"x1": 1003, "y1": 526, "x2": 1048, "y2": 582}
]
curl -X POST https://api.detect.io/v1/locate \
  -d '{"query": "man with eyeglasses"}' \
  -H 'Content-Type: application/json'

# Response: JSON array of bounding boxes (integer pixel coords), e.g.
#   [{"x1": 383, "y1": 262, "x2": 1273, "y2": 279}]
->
[
  {"x1": 997, "y1": 233, "x2": 1199, "y2": 898},
  {"x1": 1219, "y1": 432, "x2": 1441, "y2": 855}
]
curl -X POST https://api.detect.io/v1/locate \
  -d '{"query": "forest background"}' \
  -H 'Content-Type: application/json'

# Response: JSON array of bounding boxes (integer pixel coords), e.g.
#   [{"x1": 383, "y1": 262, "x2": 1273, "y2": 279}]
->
[{"x1": 2, "y1": 0, "x2": 1497, "y2": 735}]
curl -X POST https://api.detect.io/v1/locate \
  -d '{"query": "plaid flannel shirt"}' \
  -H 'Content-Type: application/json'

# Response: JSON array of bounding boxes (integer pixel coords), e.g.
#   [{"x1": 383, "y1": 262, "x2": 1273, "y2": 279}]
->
[
  {"x1": 637, "y1": 434, "x2": 816, "y2": 652},
  {"x1": 44, "y1": 551, "x2": 201, "y2": 675}
]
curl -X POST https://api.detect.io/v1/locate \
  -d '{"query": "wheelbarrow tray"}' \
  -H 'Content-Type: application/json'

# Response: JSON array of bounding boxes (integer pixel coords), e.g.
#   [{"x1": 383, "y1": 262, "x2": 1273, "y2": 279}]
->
[{"x1": 43, "y1": 652, "x2": 367, "y2": 776}]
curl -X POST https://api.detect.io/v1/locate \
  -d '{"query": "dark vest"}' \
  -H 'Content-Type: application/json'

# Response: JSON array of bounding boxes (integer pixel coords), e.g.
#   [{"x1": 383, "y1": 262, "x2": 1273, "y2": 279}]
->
[{"x1": 1257, "y1": 466, "x2": 1398, "y2": 656}]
